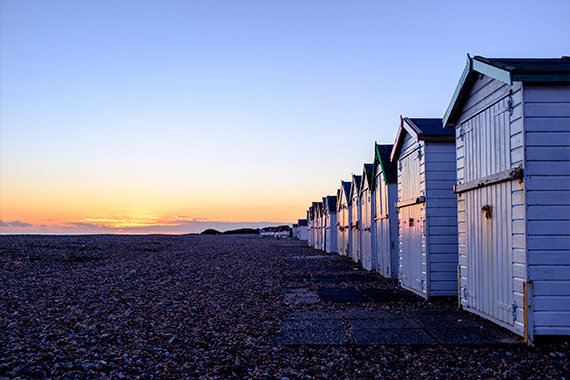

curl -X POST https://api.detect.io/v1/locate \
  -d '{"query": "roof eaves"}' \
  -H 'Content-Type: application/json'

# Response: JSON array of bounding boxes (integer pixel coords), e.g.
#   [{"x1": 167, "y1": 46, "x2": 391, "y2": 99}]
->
[
  {"x1": 390, "y1": 117, "x2": 416, "y2": 161},
  {"x1": 443, "y1": 55, "x2": 474, "y2": 128},
  {"x1": 472, "y1": 56, "x2": 513, "y2": 85}
]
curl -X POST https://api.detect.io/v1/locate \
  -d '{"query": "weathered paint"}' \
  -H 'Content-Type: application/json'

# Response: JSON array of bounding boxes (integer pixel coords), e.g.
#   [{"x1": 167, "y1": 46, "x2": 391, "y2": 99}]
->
[
  {"x1": 393, "y1": 117, "x2": 458, "y2": 299},
  {"x1": 445, "y1": 56, "x2": 570, "y2": 339}
]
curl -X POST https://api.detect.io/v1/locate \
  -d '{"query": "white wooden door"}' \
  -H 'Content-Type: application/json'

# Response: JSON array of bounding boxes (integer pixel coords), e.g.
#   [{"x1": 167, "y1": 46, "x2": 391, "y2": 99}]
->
[{"x1": 461, "y1": 97, "x2": 514, "y2": 326}]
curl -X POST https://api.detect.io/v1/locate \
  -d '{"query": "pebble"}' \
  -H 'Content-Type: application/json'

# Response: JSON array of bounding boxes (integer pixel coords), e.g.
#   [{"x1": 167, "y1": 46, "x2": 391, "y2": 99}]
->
[{"x1": 0, "y1": 234, "x2": 568, "y2": 379}]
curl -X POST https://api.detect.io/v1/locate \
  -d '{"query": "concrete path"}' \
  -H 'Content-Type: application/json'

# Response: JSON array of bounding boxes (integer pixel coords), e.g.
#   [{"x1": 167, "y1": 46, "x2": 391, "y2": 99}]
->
[{"x1": 272, "y1": 250, "x2": 520, "y2": 346}]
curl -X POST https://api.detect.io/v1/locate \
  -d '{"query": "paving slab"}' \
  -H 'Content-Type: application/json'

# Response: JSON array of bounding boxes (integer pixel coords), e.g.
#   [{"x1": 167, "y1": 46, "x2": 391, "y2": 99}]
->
[
  {"x1": 349, "y1": 318, "x2": 423, "y2": 330},
  {"x1": 351, "y1": 328, "x2": 436, "y2": 345},
  {"x1": 282, "y1": 289, "x2": 320, "y2": 305},
  {"x1": 271, "y1": 328, "x2": 348, "y2": 345},
  {"x1": 283, "y1": 311, "x2": 339, "y2": 320},
  {"x1": 428, "y1": 327, "x2": 520, "y2": 345},
  {"x1": 361, "y1": 289, "x2": 421, "y2": 303},
  {"x1": 403, "y1": 310, "x2": 483, "y2": 329},
  {"x1": 341, "y1": 310, "x2": 403, "y2": 319},
  {"x1": 317, "y1": 288, "x2": 370, "y2": 302}
]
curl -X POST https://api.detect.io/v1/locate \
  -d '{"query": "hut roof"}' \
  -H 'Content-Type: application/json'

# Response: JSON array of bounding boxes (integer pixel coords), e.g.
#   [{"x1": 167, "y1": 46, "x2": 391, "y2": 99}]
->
[
  {"x1": 350, "y1": 175, "x2": 362, "y2": 200},
  {"x1": 373, "y1": 143, "x2": 397, "y2": 187},
  {"x1": 298, "y1": 219, "x2": 308, "y2": 226},
  {"x1": 325, "y1": 195, "x2": 338, "y2": 213},
  {"x1": 390, "y1": 117, "x2": 453, "y2": 161},
  {"x1": 361, "y1": 163, "x2": 374, "y2": 194},
  {"x1": 338, "y1": 180, "x2": 352, "y2": 209},
  {"x1": 444, "y1": 55, "x2": 570, "y2": 127}
]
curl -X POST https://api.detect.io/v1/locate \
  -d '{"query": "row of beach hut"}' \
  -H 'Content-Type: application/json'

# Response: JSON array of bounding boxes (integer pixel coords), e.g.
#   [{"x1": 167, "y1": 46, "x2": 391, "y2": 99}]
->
[{"x1": 294, "y1": 56, "x2": 570, "y2": 343}]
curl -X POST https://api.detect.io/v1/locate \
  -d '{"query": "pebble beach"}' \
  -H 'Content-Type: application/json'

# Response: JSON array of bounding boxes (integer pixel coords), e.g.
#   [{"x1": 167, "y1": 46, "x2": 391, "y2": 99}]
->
[{"x1": 1, "y1": 234, "x2": 568, "y2": 379}]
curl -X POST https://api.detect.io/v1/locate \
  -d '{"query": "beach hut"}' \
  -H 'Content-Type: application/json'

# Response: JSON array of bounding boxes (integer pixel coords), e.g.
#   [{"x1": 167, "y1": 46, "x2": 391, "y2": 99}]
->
[
  {"x1": 372, "y1": 143, "x2": 399, "y2": 278},
  {"x1": 350, "y1": 174, "x2": 363, "y2": 263},
  {"x1": 316, "y1": 202, "x2": 324, "y2": 251},
  {"x1": 391, "y1": 117, "x2": 458, "y2": 299},
  {"x1": 323, "y1": 195, "x2": 338, "y2": 253},
  {"x1": 306, "y1": 209, "x2": 313, "y2": 247},
  {"x1": 292, "y1": 223, "x2": 299, "y2": 239},
  {"x1": 297, "y1": 219, "x2": 308, "y2": 241},
  {"x1": 443, "y1": 56, "x2": 570, "y2": 341},
  {"x1": 337, "y1": 181, "x2": 352, "y2": 257},
  {"x1": 360, "y1": 163, "x2": 376, "y2": 271}
]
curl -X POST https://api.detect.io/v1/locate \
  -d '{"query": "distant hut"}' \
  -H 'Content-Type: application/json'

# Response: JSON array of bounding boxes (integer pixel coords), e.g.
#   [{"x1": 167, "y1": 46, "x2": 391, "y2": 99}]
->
[
  {"x1": 391, "y1": 117, "x2": 458, "y2": 298},
  {"x1": 350, "y1": 174, "x2": 363, "y2": 263},
  {"x1": 337, "y1": 181, "x2": 353, "y2": 257},
  {"x1": 360, "y1": 163, "x2": 376, "y2": 271},
  {"x1": 372, "y1": 143, "x2": 399, "y2": 279},
  {"x1": 323, "y1": 195, "x2": 338, "y2": 253},
  {"x1": 297, "y1": 219, "x2": 308, "y2": 241},
  {"x1": 315, "y1": 201, "x2": 324, "y2": 251},
  {"x1": 443, "y1": 56, "x2": 570, "y2": 341},
  {"x1": 292, "y1": 223, "x2": 299, "y2": 239}
]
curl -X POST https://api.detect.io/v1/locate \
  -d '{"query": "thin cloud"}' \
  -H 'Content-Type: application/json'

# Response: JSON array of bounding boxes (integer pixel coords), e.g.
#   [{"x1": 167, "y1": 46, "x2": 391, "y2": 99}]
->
[{"x1": 0, "y1": 220, "x2": 33, "y2": 228}]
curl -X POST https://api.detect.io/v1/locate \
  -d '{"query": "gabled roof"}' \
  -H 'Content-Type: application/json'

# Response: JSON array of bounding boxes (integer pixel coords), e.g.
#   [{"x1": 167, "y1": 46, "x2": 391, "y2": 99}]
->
[
  {"x1": 390, "y1": 117, "x2": 453, "y2": 161},
  {"x1": 338, "y1": 180, "x2": 352, "y2": 210},
  {"x1": 350, "y1": 175, "x2": 362, "y2": 200},
  {"x1": 360, "y1": 163, "x2": 374, "y2": 194},
  {"x1": 443, "y1": 55, "x2": 570, "y2": 127},
  {"x1": 372, "y1": 143, "x2": 397, "y2": 187},
  {"x1": 325, "y1": 195, "x2": 337, "y2": 213}
]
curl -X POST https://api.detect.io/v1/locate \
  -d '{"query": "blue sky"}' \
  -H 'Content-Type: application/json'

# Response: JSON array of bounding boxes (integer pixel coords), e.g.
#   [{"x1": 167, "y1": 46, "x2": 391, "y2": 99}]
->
[{"x1": 1, "y1": 0, "x2": 569, "y2": 233}]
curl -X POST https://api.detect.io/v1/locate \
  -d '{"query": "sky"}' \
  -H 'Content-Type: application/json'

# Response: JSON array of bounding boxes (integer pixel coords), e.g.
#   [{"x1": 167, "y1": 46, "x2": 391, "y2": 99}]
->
[{"x1": 1, "y1": 0, "x2": 569, "y2": 234}]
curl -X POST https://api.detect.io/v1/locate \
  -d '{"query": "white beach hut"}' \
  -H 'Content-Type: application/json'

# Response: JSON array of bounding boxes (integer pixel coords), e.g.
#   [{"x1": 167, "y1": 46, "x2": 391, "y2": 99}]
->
[
  {"x1": 350, "y1": 174, "x2": 363, "y2": 263},
  {"x1": 323, "y1": 195, "x2": 338, "y2": 254},
  {"x1": 391, "y1": 117, "x2": 458, "y2": 299},
  {"x1": 372, "y1": 143, "x2": 399, "y2": 279},
  {"x1": 315, "y1": 202, "x2": 324, "y2": 251},
  {"x1": 337, "y1": 181, "x2": 352, "y2": 257},
  {"x1": 443, "y1": 56, "x2": 570, "y2": 341},
  {"x1": 297, "y1": 219, "x2": 308, "y2": 241},
  {"x1": 360, "y1": 163, "x2": 376, "y2": 271}
]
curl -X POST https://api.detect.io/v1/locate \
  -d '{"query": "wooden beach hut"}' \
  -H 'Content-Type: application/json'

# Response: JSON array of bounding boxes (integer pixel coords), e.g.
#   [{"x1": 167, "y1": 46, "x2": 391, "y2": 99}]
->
[
  {"x1": 323, "y1": 195, "x2": 338, "y2": 254},
  {"x1": 337, "y1": 181, "x2": 352, "y2": 257},
  {"x1": 297, "y1": 219, "x2": 308, "y2": 241},
  {"x1": 372, "y1": 143, "x2": 399, "y2": 278},
  {"x1": 443, "y1": 55, "x2": 570, "y2": 341},
  {"x1": 307, "y1": 207, "x2": 312, "y2": 247},
  {"x1": 391, "y1": 117, "x2": 458, "y2": 298},
  {"x1": 315, "y1": 201, "x2": 324, "y2": 251},
  {"x1": 350, "y1": 174, "x2": 363, "y2": 263},
  {"x1": 360, "y1": 163, "x2": 376, "y2": 271}
]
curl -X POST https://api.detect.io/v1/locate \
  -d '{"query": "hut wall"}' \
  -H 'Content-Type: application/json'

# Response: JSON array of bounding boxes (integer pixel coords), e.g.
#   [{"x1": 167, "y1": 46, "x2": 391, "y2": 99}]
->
[
  {"x1": 350, "y1": 193, "x2": 362, "y2": 263},
  {"x1": 523, "y1": 84, "x2": 570, "y2": 336},
  {"x1": 397, "y1": 134, "x2": 427, "y2": 296},
  {"x1": 361, "y1": 185, "x2": 375, "y2": 271},
  {"x1": 374, "y1": 168, "x2": 399, "y2": 278},
  {"x1": 338, "y1": 197, "x2": 351, "y2": 257},
  {"x1": 424, "y1": 142, "x2": 458, "y2": 296}
]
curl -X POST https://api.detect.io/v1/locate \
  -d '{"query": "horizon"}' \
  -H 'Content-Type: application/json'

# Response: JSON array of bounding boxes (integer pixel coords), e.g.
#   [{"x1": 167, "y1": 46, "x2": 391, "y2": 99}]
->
[{"x1": 2, "y1": 0, "x2": 569, "y2": 234}]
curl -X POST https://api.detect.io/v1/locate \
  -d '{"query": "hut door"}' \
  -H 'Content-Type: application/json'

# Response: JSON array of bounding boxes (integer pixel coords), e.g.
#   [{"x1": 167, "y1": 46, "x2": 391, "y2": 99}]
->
[
  {"x1": 462, "y1": 98, "x2": 514, "y2": 326},
  {"x1": 399, "y1": 150, "x2": 424, "y2": 293}
]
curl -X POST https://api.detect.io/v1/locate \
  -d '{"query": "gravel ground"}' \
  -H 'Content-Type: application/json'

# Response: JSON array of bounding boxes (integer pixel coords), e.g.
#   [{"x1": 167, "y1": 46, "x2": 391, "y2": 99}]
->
[{"x1": 1, "y1": 234, "x2": 568, "y2": 379}]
